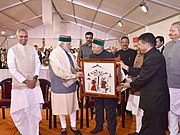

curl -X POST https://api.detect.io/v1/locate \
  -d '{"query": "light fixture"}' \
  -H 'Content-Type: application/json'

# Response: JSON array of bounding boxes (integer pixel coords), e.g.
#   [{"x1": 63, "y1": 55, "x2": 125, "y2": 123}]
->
[
  {"x1": 140, "y1": 1, "x2": 148, "y2": 13},
  {"x1": 118, "y1": 21, "x2": 123, "y2": 27},
  {"x1": 1, "y1": 30, "x2": 6, "y2": 35}
]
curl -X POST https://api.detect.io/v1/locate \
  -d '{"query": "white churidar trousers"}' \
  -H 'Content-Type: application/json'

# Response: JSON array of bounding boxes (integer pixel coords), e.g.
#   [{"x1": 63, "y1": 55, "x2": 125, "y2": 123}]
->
[
  {"x1": 59, "y1": 111, "x2": 77, "y2": 128},
  {"x1": 168, "y1": 88, "x2": 180, "y2": 135}
]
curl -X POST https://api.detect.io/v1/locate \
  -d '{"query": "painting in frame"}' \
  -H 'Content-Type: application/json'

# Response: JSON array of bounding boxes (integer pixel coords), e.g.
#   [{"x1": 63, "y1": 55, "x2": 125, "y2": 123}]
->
[{"x1": 81, "y1": 58, "x2": 119, "y2": 98}]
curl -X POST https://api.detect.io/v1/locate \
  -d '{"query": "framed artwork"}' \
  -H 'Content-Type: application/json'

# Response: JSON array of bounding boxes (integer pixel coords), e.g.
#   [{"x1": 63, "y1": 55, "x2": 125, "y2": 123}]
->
[{"x1": 80, "y1": 58, "x2": 120, "y2": 98}]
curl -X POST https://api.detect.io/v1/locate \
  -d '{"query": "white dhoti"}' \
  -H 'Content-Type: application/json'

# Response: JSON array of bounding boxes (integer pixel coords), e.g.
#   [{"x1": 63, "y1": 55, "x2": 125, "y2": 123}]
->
[
  {"x1": 168, "y1": 88, "x2": 180, "y2": 135},
  {"x1": 10, "y1": 86, "x2": 44, "y2": 135},
  {"x1": 126, "y1": 94, "x2": 144, "y2": 133}
]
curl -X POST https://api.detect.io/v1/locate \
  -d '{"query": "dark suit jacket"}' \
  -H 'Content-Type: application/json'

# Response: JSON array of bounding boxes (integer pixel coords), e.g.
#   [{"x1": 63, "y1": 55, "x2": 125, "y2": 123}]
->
[
  {"x1": 129, "y1": 47, "x2": 170, "y2": 113},
  {"x1": 115, "y1": 48, "x2": 137, "y2": 74}
]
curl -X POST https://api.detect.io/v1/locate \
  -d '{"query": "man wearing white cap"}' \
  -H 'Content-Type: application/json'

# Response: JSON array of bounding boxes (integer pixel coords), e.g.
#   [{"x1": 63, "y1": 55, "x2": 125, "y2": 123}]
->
[
  {"x1": 49, "y1": 35, "x2": 83, "y2": 135},
  {"x1": 7, "y1": 28, "x2": 44, "y2": 135}
]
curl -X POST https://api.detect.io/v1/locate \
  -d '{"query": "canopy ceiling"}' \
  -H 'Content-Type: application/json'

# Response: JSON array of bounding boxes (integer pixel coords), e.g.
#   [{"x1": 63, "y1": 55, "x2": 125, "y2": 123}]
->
[{"x1": 0, "y1": 0, "x2": 179, "y2": 38}]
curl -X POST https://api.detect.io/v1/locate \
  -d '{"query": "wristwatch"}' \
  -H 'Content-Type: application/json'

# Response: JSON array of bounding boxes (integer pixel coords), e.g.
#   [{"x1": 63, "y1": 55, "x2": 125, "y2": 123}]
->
[{"x1": 33, "y1": 75, "x2": 38, "y2": 81}]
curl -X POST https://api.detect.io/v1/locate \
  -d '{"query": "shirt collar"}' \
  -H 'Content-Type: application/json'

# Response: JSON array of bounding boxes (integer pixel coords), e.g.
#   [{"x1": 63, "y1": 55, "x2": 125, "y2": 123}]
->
[
  {"x1": 85, "y1": 42, "x2": 92, "y2": 47},
  {"x1": 157, "y1": 45, "x2": 164, "y2": 51}
]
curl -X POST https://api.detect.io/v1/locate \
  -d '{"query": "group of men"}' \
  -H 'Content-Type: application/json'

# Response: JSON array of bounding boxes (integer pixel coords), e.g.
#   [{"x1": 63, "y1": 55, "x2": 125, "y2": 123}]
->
[
  {"x1": 119, "y1": 21, "x2": 180, "y2": 135},
  {"x1": 6, "y1": 21, "x2": 180, "y2": 135},
  {"x1": 116, "y1": 32, "x2": 166, "y2": 135}
]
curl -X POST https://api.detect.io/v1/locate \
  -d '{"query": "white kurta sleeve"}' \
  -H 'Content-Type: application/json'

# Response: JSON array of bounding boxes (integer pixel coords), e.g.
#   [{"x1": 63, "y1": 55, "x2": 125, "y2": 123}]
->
[
  {"x1": 116, "y1": 67, "x2": 126, "y2": 82},
  {"x1": 7, "y1": 48, "x2": 26, "y2": 83},
  {"x1": 34, "y1": 48, "x2": 41, "y2": 76}
]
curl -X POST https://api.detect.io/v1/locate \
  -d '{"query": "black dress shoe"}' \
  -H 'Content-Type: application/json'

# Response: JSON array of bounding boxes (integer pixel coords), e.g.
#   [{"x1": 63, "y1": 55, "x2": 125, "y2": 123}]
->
[
  {"x1": 60, "y1": 130, "x2": 67, "y2": 135},
  {"x1": 126, "y1": 111, "x2": 133, "y2": 118},
  {"x1": 70, "y1": 127, "x2": 82, "y2": 135},
  {"x1": 128, "y1": 132, "x2": 139, "y2": 135},
  {"x1": 90, "y1": 127, "x2": 103, "y2": 134},
  {"x1": 127, "y1": 113, "x2": 133, "y2": 118}
]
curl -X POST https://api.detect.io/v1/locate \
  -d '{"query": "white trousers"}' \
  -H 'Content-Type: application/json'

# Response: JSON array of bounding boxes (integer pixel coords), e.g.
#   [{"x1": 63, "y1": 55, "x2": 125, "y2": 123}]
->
[
  {"x1": 126, "y1": 94, "x2": 143, "y2": 133},
  {"x1": 11, "y1": 104, "x2": 42, "y2": 135},
  {"x1": 168, "y1": 111, "x2": 180, "y2": 135},
  {"x1": 59, "y1": 111, "x2": 76, "y2": 128},
  {"x1": 168, "y1": 88, "x2": 180, "y2": 135},
  {"x1": 136, "y1": 115, "x2": 142, "y2": 133}
]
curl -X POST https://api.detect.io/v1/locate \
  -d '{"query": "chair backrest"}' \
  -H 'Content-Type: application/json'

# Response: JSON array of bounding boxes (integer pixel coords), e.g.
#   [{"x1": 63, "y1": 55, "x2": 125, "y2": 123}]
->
[
  {"x1": 38, "y1": 78, "x2": 51, "y2": 101},
  {"x1": 0, "y1": 78, "x2": 12, "y2": 99}
]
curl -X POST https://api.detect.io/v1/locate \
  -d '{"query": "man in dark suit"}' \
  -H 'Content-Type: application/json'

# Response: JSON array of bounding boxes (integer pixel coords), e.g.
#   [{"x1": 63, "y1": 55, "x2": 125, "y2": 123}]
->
[
  {"x1": 115, "y1": 36, "x2": 137, "y2": 117},
  {"x1": 115, "y1": 36, "x2": 137, "y2": 74},
  {"x1": 155, "y1": 36, "x2": 165, "y2": 53},
  {"x1": 120, "y1": 33, "x2": 170, "y2": 135}
]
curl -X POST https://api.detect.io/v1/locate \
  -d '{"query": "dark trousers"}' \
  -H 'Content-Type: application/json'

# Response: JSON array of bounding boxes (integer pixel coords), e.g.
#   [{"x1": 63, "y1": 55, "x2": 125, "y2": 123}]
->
[
  {"x1": 94, "y1": 97, "x2": 117, "y2": 135},
  {"x1": 139, "y1": 111, "x2": 168, "y2": 135}
]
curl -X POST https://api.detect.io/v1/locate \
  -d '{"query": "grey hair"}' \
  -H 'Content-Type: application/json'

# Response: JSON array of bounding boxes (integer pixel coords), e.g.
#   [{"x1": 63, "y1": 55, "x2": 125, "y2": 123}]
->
[
  {"x1": 172, "y1": 21, "x2": 180, "y2": 31},
  {"x1": 58, "y1": 41, "x2": 63, "y2": 45},
  {"x1": 16, "y1": 28, "x2": 28, "y2": 35}
]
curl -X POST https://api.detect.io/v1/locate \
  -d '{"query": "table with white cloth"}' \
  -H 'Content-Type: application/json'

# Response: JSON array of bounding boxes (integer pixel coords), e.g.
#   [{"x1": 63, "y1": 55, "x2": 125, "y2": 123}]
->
[
  {"x1": 0, "y1": 66, "x2": 50, "y2": 90},
  {"x1": 0, "y1": 66, "x2": 50, "y2": 82}
]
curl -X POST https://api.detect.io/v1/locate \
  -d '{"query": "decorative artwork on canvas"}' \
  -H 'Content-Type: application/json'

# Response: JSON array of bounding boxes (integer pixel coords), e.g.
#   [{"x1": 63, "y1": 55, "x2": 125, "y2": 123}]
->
[{"x1": 82, "y1": 59, "x2": 117, "y2": 98}]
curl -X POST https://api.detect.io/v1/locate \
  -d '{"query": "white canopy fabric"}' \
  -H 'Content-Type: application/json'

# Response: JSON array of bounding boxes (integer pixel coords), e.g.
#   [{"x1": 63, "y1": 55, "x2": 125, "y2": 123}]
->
[
  {"x1": 0, "y1": 0, "x2": 179, "y2": 48},
  {"x1": 0, "y1": 0, "x2": 179, "y2": 37}
]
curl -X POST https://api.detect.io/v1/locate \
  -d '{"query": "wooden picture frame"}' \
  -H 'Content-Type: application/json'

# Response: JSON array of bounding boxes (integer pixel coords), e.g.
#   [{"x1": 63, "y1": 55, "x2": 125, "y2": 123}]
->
[{"x1": 80, "y1": 58, "x2": 120, "y2": 98}]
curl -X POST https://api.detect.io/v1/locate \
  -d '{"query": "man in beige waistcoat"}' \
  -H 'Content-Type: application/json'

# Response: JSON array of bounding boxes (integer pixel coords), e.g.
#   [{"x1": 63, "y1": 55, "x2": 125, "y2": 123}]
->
[{"x1": 7, "y1": 28, "x2": 44, "y2": 135}]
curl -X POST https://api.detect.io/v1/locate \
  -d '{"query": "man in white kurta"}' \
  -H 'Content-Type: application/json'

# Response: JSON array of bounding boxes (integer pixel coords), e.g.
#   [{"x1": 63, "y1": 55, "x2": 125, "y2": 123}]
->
[
  {"x1": 49, "y1": 35, "x2": 83, "y2": 135},
  {"x1": 7, "y1": 29, "x2": 44, "y2": 135}
]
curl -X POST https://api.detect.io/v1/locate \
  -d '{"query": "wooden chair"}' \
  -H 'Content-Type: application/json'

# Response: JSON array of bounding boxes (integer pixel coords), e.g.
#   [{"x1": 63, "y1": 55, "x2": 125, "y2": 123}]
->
[
  {"x1": 74, "y1": 80, "x2": 95, "y2": 129},
  {"x1": 84, "y1": 97, "x2": 95, "y2": 128},
  {"x1": 86, "y1": 98, "x2": 95, "y2": 120},
  {"x1": 39, "y1": 78, "x2": 53, "y2": 129},
  {"x1": 78, "y1": 94, "x2": 95, "y2": 129},
  {"x1": 0, "y1": 78, "x2": 12, "y2": 119}
]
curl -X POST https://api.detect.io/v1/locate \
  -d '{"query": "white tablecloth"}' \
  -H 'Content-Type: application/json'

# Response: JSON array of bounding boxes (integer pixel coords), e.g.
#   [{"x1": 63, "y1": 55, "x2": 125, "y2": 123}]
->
[{"x1": 0, "y1": 66, "x2": 50, "y2": 82}]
